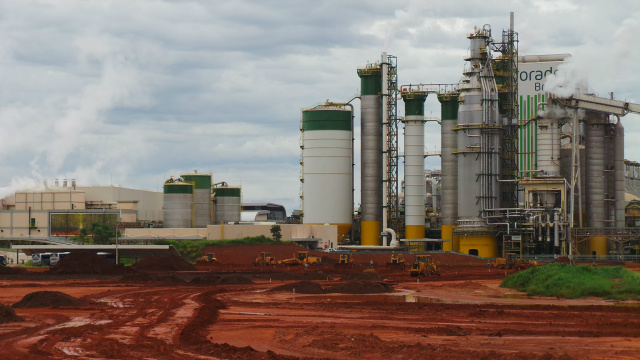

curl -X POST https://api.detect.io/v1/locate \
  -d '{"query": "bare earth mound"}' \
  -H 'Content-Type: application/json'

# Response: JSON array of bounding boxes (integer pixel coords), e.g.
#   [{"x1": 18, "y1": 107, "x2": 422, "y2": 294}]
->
[
  {"x1": 190, "y1": 274, "x2": 254, "y2": 285},
  {"x1": 340, "y1": 271, "x2": 382, "y2": 281},
  {"x1": 0, "y1": 304, "x2": 24, "y2": 323},
  {"x1": 270, "y1": 280, "x2": 326, "y2": 294},
  {"x1": 12, "y1": 291, "x2": 86, "y2": 308},
  {"x1": 328, "y1": 280, "x2": 394, "y2": 294},
  {"x1": 49, "y1": 252, "x2": 126, "y2": 275},
  {"x1": 257, "y1": 271, "x2": 329, "y2": 281},
  {"x1": 131, "y1": 255, "x2": 196, "y2": 272}
]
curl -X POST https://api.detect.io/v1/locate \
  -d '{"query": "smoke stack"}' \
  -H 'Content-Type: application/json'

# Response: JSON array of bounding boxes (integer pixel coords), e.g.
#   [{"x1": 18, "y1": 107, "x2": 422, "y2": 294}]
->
[{"x1": 510, "y1": 12, "x2": 514, "y2": 31}]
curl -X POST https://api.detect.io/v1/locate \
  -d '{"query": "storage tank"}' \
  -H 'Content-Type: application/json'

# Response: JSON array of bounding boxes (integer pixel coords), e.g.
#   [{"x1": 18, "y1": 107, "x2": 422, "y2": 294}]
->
[
  {"x1": 163, "y1": 178, "x2": 194, "y2": 228},
  {"x1": 301, "y1": 104, "x2": 353, "y2": 242},
  {"x1": 212, "y1": 186, "x2": 241, "y2": 224},
  {"x1": 181, "y1": 173, "x2": 212, "y2": 228},
  {"x1": 438, "y1": 91, "x2": 460, "y2": 251},
  {"x1": 357, "y1": 63, "x2": 383, "y2": 246},
  {"x1": 402, "y1": 91, "x2": 427, "y2": 240}
]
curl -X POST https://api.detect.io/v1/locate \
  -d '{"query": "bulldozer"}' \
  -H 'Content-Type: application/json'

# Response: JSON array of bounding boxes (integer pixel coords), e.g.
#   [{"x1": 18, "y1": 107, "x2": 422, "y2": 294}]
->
[
  {"x1": 493, "y1": 253, "x2": 536, "y2": 271},
  {"x1": 386, "y1": 254, "x2": 406, "y2": 269},
  {"x1": 409, "y1": 255, "x2": 439, "y2": 277},
  {"x1": 253, "y1": 252, "x2": 277, "y2": 266},
  {"x1": 334, "y1": 253, "x2": 355, "y2": 268},
  {"x1": 279, "y1": 251, "x2": 322, "y2": 266},
  {"x1": 195, "y1": 253, "x2": 217, "y2": 265}
]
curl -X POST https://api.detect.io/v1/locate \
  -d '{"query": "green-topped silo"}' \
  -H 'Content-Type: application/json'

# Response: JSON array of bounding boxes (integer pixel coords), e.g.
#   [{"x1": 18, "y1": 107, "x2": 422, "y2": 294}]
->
[
  {"x1": 163, "y1": 178, "x2": 194, "y2": 228},
  {"x1": 357, "y1": 64, "x2": 383, "y2": 246},
  {"x1": 212, "y1": 186, "x2": 241, "y2": 224},
  {"x1": 181, "y1": 173, "x2": 213, "y2": 228},
  {"x1": 301, "y1": 103, "x2": 353, "y2": 242},
  {"x1": 437, "y1": 91, "x2": 460, "y2": 251}
]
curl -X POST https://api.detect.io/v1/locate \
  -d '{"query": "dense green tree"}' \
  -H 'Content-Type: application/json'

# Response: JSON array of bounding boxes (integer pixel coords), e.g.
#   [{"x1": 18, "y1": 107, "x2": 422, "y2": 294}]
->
[
  {"x1": 270, "y1": 225, "x2": 282, "y2": 242},
  {"x1": 71, "y1": 228, "x2": 92, "y2": 244},
  {"x1": 90, "y1": 223, "x2": 118, "y2": 245}
]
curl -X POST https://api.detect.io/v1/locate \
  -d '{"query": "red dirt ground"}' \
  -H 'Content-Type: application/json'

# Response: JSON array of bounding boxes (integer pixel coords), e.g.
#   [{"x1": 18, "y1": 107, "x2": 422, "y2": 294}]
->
[{"x1": 0, "y1": 243, "x2": 638, "y2": 359}]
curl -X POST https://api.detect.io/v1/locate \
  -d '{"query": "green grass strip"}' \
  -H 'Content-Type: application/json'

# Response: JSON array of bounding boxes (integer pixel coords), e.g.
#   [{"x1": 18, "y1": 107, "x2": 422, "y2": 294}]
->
[{"x1": 500, "y1": 263, "x2": 640, "y2": 300}]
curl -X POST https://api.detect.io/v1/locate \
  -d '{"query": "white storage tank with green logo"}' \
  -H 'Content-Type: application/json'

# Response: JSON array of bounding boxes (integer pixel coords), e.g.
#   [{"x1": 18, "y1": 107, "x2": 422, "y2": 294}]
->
[
  {"x1": 163, "y1": 178, "x2": 194, "y2": 228},
  {"x1": 181, "y1": 173, "x2": 212, "y2": 228},
  {"x1": 212, "y1": 186, "x2": 241, "y2": 224},
  {"x1": 301, "y1": 104, "x2": 353, "y2": 242}
]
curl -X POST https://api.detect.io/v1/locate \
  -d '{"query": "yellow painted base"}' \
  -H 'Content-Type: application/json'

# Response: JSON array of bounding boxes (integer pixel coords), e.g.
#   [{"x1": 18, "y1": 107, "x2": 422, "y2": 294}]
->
[
  {"x1": 588, "y1": 236, "x2": 608, "y2": 258},
  {"x1": 405, "y1": 225, "x2": 425, "y2": 240},
  {"x1": 361, "y1": 221, "x2": 381, "y2": 246},
  {"x1": 441, "y1": 224, "x2": 453, "y2": 251},
  {"x1": 459, "y1": 235, "x2": 497, "y2": 258}
]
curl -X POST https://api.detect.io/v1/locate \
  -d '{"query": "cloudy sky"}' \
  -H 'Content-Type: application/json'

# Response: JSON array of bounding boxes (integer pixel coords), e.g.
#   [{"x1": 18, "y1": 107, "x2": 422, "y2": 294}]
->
[{"x1": 0, "y1": 0, "x2": 638, "y2": 214}]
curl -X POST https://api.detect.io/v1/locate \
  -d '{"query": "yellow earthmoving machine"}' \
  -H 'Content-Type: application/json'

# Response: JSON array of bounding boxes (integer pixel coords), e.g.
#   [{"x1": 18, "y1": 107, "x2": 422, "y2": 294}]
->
[
  {"x1": 296, "y1": 251, "x2": 322, "y2": 265},
  {"x1": 253, "y1": 252, "x2": 277, "y2": 266},
  {"x1": 334, "y1": 253, "x2": 355, "y2": 268},
  {"x1": 195, "y1": 253, "x2": 217, "y2": 265},
  {"x1": 279, "y1": 251, "x2": 322, "y2": 266},
  {"x1": 409, "y1": 255, "x2": 439, "y2": 277},
  {"x1": 386, "y1": 254, "x2": 406, "y2": 269},
  {"x1": 493, "y1": 253, "x2": 536, "y2": 271}
]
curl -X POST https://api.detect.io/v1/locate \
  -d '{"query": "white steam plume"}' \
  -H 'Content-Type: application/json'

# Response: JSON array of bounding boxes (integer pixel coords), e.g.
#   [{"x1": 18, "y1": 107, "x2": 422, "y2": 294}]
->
[{"x1": 544, "y1": 14, "x2": 640, "y2": 98}]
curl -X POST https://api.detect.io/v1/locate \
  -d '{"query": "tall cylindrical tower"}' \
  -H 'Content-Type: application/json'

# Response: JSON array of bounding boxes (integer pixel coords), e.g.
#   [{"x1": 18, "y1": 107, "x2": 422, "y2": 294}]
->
[
  {"x1": 301, "y1": 104, "x2": 353, "y2": 242},
  {"x1": 457, "y1": 28, "x2": 501, "y2": 220},
  {"x1": 585, "y1": 115, "x2": 607, "y2": 256},
  {"x1": 438, "y1": 91, "x2": 460, "y2": 251},
  {"x1": 212, "y1": 186, "x2": 241, "y2": 224},
  {"x1": 163, "y1": 178, "x2": 194, "y2": 228},
  {"x1": 357, "y1": 64, "x2": 383, "y2": 246},
  {"x1": 402, "y1": 91, "x2": 427, "y2": 239},
  {"x1": 455, "y1": 26, "x2": 501, "y2": 258},
  {"x1": 181, "y1": 173, "x2": 212, "y2": 228},
  {"x1": 614, "y1": 121, "x2": 625, "y2": 229}
]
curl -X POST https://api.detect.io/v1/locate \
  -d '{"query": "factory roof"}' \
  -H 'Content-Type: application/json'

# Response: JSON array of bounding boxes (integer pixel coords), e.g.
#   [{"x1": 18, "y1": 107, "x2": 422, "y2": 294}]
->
[{"x1": 11, "y1": 244, "x2": 180, "y2": 258}]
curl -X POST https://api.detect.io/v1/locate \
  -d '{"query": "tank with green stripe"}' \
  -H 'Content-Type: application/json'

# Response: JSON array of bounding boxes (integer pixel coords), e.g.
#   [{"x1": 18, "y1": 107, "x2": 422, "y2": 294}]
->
[
  {"x1": 437, "y1": 91, "x2": 460, "y2": 120},
  {"x1": 163, "y1": 182, "x2": 193, "y2": 194},
  {"x1": 357, "y1": 66, "x2": 382, "y2": 95},
  {"x1": 302, "y1": 107, "x2": 352, "y2": 131},
  {"x1": 212, "y1": 187, "x2": 241, "y2": 197},
  {"x1": 181, "y1": 173, "x2": 212, "y2": 190},
  {"x1": 402, "y1": 92, "x2": 427, "y2": 116}
]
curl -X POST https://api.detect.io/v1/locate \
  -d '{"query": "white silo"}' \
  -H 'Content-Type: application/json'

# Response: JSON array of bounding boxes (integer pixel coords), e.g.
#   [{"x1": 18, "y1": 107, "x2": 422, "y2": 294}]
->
[
  {"x1": 300, "y1": 103, "x2": 353, "y2": 242},
  {"x1": 181, "y1": 173, "x2": 212, "y2": 228},
  {"x1": 163, "y1": 177, "x2": 194, "y2": 228}
]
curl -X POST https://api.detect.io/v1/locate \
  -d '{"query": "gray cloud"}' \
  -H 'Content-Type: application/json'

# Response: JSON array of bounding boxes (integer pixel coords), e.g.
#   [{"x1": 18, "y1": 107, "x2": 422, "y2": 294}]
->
[{"x1": 0, "y1": 0, "x2": 638, "y2": 213}]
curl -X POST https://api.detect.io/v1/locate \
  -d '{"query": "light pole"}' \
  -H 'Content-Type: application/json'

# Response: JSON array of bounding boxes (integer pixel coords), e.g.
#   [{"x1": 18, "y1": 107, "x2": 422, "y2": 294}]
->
[{"x1": 115, "y1": 222, "x2": 119, "y2": 265}]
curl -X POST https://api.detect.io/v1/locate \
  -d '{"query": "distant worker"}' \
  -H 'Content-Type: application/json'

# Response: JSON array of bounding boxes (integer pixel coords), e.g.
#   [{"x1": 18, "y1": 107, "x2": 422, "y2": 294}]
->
[
  {"x1": 370, "y1": 259, "x2": 374, "y2": 268},
  {"x1": 304, "y1": 261, "x2": 308, "y2": 271}
]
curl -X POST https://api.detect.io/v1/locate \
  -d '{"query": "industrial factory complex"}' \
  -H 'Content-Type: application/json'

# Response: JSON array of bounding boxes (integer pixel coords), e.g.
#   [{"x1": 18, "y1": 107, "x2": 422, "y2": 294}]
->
[{"x1": 3, "y1": 14, "x2": 640, "y2": 261}]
